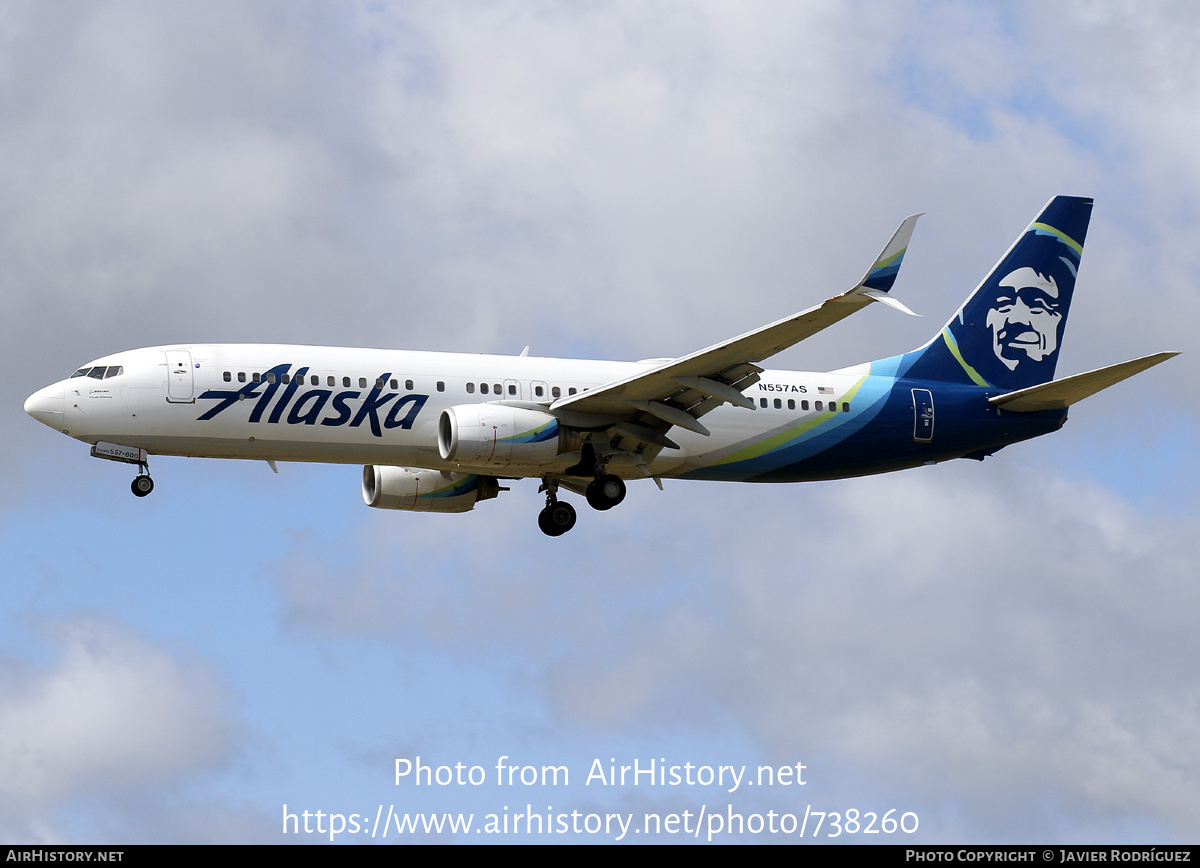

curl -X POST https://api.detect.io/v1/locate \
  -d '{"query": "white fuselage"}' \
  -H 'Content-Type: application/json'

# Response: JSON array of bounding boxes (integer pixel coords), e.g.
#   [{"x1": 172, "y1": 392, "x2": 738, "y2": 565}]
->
[{"x1": 26, "y1": 343, "x2": 861, "y2": 480}]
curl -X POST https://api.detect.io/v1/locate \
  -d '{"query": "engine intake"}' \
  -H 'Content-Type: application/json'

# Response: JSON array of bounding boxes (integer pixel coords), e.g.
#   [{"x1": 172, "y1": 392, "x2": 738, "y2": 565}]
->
[
  {"x1": 438, "y1": 405, "x2": 576, "y2": 467},
  {"x1": 362, "y1": 465, "x2": 500, "y2": 513}
]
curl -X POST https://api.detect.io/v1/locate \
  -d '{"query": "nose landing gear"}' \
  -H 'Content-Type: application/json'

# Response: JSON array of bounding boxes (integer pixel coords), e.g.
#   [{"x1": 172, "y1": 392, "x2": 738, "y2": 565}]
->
[
  {"x1": 88, "y1": 442, "x2": 155, "y2": 498},
  {"x1": 131, "y1": 474, "x2": 154, "y2": 497},
  {"x1": 130, "y1": 457, "x2": 154, "y2": 497}
]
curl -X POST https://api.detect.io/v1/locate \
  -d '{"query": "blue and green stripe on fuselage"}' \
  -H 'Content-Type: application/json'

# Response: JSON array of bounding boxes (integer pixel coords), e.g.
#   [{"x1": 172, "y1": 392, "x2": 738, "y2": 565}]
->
[{"x1": 680, "y1": 357, "x2": 1064, "y2": 484}]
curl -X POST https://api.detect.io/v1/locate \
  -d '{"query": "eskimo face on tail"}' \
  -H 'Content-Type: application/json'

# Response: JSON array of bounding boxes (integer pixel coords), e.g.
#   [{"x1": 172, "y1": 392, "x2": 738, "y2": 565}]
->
[
  {"x1": 908, "y1": 196, "x2": 1093, "y2": 392},
  {"x1": 986, "y1": 267, "x2": 1064, "y2": 371}
]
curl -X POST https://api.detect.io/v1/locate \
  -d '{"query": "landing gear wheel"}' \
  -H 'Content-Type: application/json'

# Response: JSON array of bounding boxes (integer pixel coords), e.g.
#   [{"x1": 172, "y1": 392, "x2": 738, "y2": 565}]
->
[
  {"x1": 585, "y1": 474, "x2": 626, "y2": 511},
  {"x1": 538, "y1": 501, "x2": 577, "y2": 536},
  {"x1": 131, "y1": 475, "x2": 154, "y2": 497}
]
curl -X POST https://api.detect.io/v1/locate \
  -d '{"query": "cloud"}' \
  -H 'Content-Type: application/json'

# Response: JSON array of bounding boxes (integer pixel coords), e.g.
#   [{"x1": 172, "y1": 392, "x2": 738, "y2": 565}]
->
[
  {"x1": 266, "y1": 460, "x2": 1200, "y2": 839},
  {"x1": 0, "y1": 618, "x2": 235, "y2": 841},
  {"x1": 561, "y1": 467, "x2": 1200, "y2": 838},
  {"x1": 2, "y1": 0, "x2": 1198, "y2": 843}
]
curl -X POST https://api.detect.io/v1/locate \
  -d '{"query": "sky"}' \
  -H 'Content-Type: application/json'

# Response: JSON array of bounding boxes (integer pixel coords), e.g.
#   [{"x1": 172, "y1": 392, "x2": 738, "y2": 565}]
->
[{"x1": 2, "y1": 0, "x2": 1198, "y2": 844}]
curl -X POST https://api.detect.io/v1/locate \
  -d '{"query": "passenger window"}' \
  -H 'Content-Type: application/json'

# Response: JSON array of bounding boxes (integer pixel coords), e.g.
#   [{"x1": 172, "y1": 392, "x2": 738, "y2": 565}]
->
[
  {"x1": 480, "y1": 383, "x2": 489, "y2": 394},
  {"x1": 508, "y1": 384, "x2": 516, "y2": 396},
  {"x1": 280, "y1": 374, "x2": 288, "y2": 384},
  {"x1": 343, "y1": 376, "x2": 350, "y2": 388},
  {"x1": 238, "y1": 372, "x2": 247, "y2": 383},
  {"x1": 223, "y1": 371, "x2": 232, "y2": 382},
  {"x1": 842, "y1": 402, "x2": 850, "y2": 412},
  {"x1": 815, "y1": 400, "x2": 823, "y2": 411},
  {"x1": 311, "y1": 375, "x2": 319, "y2": 386},
  {"x1": 760, "y1": 397, "x2": 768, "y2": 408},
  {"x1": 466, "y1": 383, "x2": 475, "y2": 394},
  {"x1": 253, "y1": 373, "x2": 262, "y2": 383},
  {"x1": 552, "y1": 386, "x2": 561, "y2": 398},
  {"x1": 788, "y1": 399, "x2": 795, "y2": 410},
  {"x1": 773, "y1": 398, "x2": 781, "y2": 409},
  {"x1": 359, "y1": 378, "x2": 367, "y2": 389},
  {"x1": 405, "y1": 379, "x2": 414, "y2": 390},
  {"x1": 375, "y1": 378, "x2": 383, "y2": 389},
  {"x1": 801, "y1": 400, "x2": 809, "y2": 410},
  {"x1": 568, "y1": 387, "x2": 577, "y2": 395},
  {"x1": 390, "y1": 379, "x2": 397, "y2": 390},
  {"x1": 534, "y1": 385, "x2": 544, "y2": 397},
  {"x1": 437, "y1": 381, "x2": 445, "y2": 392}
]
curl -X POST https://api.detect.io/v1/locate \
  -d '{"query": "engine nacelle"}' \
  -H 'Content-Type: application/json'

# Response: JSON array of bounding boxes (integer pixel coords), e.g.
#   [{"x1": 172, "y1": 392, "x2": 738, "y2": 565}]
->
[
  {"x1": 438, "y1": 405, "x2": 575, "y2": 467},
  {"x1": 362, "y1": 465, "x2": 500, "y2": 513}
]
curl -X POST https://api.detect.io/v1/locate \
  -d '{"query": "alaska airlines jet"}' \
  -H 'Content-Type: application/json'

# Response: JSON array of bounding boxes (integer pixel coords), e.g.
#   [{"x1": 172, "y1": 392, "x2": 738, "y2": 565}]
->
[{"x1": 24, "y1": 196, "x2": 1176, "y2": 535}]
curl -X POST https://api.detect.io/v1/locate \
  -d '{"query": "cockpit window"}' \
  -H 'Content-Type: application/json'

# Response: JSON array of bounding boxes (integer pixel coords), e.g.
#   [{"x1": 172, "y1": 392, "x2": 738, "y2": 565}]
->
[{"x1": 71, "y1": 365, "x2": 122, "y2": 379}]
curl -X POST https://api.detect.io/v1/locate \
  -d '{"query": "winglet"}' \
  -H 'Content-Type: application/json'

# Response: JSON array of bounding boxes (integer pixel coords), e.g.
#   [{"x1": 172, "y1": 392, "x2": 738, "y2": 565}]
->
[
  {"x1": 858, "y1": 213, "x2": 923, "y2": 293},
  {"x1": 861, "y1": 289, "x2": 921, "y2": 316}
]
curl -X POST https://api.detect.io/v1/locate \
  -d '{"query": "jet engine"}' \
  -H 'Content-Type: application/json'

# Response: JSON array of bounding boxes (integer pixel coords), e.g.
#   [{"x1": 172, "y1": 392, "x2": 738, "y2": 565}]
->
[
  {"x1": 362, "y1": 465, "x2": 500, "y2": 513},
  {"x1": 438, "y1": 405, "x2": 579, "y2": 467}
]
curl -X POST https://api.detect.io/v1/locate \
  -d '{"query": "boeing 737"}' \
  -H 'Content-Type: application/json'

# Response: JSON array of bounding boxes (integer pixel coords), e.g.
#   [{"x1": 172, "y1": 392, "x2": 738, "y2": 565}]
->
[{"x1": 25, "y1": 196, "x2": 1176, "y2": 535}]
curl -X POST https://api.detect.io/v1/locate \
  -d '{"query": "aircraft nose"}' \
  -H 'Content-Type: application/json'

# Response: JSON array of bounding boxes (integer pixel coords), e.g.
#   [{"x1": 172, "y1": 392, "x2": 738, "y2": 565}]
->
[{"x1": 24, "y1": 381, "x2": 65, "y2": 429}]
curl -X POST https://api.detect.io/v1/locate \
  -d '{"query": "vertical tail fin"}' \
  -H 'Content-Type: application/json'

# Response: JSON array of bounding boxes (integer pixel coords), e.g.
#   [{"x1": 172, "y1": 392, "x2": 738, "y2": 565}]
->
[{"x1": 899, "y1": 196, "x2": 1093, "y2": 391}]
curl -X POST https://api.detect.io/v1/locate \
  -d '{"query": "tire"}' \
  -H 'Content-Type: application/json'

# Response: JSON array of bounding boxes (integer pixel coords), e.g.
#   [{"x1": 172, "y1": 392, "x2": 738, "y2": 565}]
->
[
  {"x1": 585, "y1": 474, "x2": 626, "y2": 511},
  {"x1": 539, "y1": 501, "x2": 577, "y2": 536},
  {"x1": 131, "y1": 475, "x2": 154, "y2": 497}
]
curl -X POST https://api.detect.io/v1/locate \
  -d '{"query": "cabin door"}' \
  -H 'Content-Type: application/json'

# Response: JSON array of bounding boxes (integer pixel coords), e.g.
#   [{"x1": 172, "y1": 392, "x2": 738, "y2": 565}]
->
[
  {"x1": 911, "y1": 388, "x2": 934, "y2": 442},
  {"x1": 165, "y1": 350, "x2": 195, "y2": 403}
]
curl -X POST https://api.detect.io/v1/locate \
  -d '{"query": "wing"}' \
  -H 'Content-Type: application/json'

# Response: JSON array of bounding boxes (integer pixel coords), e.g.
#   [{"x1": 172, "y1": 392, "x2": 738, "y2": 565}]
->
[{"x1": 549, "y1": 214, "x2": 922, "y2": 452}]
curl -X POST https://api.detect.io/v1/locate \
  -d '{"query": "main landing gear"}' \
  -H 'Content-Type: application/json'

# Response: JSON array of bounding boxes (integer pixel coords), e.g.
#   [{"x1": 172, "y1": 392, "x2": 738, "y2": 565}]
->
[
  {"x1": 537, "y1": 473, "x2": 628, "y2": 536},
  {"x1": 538, "y1": 480, "x2": 577, "y2": 537},
  {"x1": 538, "y1": 499, "x2": 577, "y2": 537},
  {"x1": 585, "y1": 474, "x2": 626, "y2": 511}
]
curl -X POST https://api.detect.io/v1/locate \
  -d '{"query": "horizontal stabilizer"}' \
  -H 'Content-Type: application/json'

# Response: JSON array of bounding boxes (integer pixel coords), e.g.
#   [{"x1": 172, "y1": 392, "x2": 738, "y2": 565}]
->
[{"x1": 988, "y1": 352, "x2": 1178, "y2": 412}]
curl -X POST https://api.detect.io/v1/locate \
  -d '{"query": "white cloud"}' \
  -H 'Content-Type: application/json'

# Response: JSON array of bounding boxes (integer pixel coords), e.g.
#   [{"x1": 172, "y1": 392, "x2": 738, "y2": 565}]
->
[
  {"x1": 263, "y1": 460, "x2": 1200, "y2": 838},
  {"x1": 0, "y1": 618, "x2": 234, "y2": 840},
  {"x1": 2, "y1": 0, "x2": 1197, "y2": 842}
]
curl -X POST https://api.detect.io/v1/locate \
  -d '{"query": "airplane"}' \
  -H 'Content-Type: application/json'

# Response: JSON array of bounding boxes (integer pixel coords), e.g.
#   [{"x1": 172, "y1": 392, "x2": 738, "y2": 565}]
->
[{"x1": 24, "y1": 195, "x2": 1177, "y2": 536}]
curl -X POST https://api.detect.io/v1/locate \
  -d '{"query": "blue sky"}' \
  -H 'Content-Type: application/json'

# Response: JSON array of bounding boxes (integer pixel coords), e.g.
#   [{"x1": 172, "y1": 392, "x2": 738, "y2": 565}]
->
[{"x1": 3, "y1": 1, "x2": 1198, "y2": 843}]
